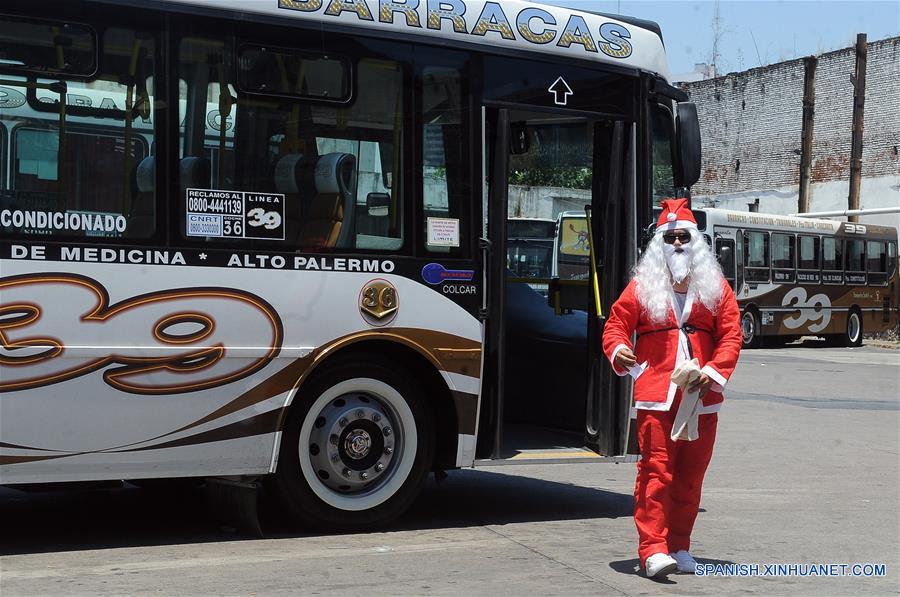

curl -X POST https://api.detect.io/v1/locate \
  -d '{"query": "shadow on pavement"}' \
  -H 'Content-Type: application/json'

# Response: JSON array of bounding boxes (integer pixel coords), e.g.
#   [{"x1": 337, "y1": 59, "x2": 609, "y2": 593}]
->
[
  {"x1": 0, "y1": 468, "x2": 632, "y2": 556},
  {"x1": 399, "y1": 468, "x2": 633, "y2": 531}
]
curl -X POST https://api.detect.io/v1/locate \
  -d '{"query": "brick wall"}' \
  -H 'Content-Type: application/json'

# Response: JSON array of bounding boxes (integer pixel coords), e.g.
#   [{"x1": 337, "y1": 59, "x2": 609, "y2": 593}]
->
[{"x1": 683, "y1": 37, "x2": 900, "y2": 196}]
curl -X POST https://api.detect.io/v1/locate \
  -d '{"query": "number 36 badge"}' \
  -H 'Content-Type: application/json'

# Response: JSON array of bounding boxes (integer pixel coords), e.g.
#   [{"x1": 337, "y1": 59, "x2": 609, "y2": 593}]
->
[{"x1": 359, "y1": 279, "x2": 399, "y2": 326}]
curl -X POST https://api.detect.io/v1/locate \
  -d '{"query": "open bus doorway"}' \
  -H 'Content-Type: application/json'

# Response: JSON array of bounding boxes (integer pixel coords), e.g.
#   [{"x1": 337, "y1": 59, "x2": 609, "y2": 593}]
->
[
  {"x1": 478, "y1": 107, "x2": 632, "y2": 464},
  {"x1": 503, "y1": 113, "x2": 593, "y2": 458}
]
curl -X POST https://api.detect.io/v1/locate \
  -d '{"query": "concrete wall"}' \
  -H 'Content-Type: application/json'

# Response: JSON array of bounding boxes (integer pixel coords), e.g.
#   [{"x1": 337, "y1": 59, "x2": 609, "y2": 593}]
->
[
  {"x1": 683, "y1": 36, "x2": 900, "y2": 231},
  {"x1": 507, "y1": 185, "x2": 591, "y2": 220}
]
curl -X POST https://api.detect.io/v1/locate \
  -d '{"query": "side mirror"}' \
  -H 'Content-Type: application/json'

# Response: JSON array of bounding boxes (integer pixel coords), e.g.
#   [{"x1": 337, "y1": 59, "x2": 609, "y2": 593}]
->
[
  {"x1": 675, "y1": 102, "x2": 701, "y2": 188},
  {"x1": 366, "y1": 192, "x2": 390, "y2": 217}
]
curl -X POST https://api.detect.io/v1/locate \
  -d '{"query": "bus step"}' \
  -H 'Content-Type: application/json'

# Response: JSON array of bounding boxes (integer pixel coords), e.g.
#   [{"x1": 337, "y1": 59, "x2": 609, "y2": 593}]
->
[{"x1": 475, "y1": 449, "x2": 639, "y2": 466}]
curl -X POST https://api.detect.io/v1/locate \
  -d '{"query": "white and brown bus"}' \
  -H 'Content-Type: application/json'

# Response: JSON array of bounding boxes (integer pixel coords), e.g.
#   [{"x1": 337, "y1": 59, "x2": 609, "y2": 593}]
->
[
  {"x1": 698, "y1": 209, "x2": 899, "y2": 348},
  {"x1": 0, "y1": 0, "x2": 704, "y2": 529}
]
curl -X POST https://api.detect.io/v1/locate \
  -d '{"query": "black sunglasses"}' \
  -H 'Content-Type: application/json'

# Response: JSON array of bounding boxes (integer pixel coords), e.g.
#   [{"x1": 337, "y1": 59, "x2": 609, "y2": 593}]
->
[{"x1": 663, "y1": 232, "x2": 692, "y2": 244}]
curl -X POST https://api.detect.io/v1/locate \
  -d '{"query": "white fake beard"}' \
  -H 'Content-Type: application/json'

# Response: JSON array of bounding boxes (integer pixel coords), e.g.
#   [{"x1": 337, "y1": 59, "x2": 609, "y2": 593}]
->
[{"x1": 663, "y1": 243, "x2": 693, "y2": 283}]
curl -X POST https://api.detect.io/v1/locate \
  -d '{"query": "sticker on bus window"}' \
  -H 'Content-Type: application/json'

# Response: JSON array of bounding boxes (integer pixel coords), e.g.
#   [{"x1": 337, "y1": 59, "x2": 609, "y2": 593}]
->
[
  {"x1": 186, "y1": 189, "x2": 285, "y2": 241},
  {"x1": 560, "y1": 217, "x2": 590, "y2": 256},
  {"x1": 427, "y1": 217, "x2": 460, "y2": 247}
]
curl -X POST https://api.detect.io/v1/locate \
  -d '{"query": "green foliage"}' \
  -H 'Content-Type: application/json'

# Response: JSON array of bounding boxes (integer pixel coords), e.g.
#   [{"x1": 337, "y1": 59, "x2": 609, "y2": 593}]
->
[
  {"x1": 509, "y1": 166, "x2": 593, "y2": 190},
  {"x1": 652, "y1": 163, "x2": 675, "y2": 200}
]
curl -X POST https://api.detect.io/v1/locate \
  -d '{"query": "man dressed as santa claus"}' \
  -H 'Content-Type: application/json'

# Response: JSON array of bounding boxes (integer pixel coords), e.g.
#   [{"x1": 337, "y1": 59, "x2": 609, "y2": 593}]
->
[{"x1": 602, "y1": 198, "x2": 742, "y2": 578}]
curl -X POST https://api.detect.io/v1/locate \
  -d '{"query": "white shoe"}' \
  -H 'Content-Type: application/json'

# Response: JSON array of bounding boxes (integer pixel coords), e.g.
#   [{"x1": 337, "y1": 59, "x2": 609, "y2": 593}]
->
[
  {"x1": 670, "y1": 550, "x2": 698, "y2": 573},
  {"x1": 645, "y1": 552, "x2": 678, "y2": 577}
]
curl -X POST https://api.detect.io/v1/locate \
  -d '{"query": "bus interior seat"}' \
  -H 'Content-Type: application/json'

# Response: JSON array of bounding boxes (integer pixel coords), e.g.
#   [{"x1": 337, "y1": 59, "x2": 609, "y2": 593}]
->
[
  {"x1": 128, "y1": 155, "x2": 156, "y2": 238},
  {"x1": 274, "y1": 153, "x2": 315, "y2": 245},
  {"x1": 296, "y1": 152, "x2": 357, "y2": 249},
  {"x1": 179, "y1": 156, "x2": 211, "y2": 193}
]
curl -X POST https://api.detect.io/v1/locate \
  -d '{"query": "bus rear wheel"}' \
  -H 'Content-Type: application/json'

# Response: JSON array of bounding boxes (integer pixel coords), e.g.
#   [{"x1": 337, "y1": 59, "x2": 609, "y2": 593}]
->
[
  {"x1": 741, "y1": 310, "x2": 761, "y2": 348},
  {"x1": 272, "y1": 355, "x2": 434, "y2": 531},
  {"x1": 843, "y1": 309, "x2": 863, "y2": 347}
]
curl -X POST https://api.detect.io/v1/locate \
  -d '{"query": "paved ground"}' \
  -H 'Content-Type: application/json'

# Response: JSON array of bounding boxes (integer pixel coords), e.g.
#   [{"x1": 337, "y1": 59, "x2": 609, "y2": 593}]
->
[{"x1": 1, "y1": 341, "x2": 898, "y2": 596}]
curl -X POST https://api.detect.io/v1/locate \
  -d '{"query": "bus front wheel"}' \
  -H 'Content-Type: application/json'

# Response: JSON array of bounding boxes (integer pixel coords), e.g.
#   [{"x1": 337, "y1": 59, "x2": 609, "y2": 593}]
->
[
  {"x1": 843, "y1": 309, "x2": 863, "y2": 347},
  {"x1": 741, "y1": 310, "x2": 761, "y2": 348},
  {"x1": 272, "y1": 355, "x2": 434, "y2": 531}
]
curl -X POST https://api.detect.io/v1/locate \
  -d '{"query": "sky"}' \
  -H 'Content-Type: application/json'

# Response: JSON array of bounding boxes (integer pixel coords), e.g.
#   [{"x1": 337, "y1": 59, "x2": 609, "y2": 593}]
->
[{"x1": 533, "y1": 0, "x2": 900, "y2": 77}]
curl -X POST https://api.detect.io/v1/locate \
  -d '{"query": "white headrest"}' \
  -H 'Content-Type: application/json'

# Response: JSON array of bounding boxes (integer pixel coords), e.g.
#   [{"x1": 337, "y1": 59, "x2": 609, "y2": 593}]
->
[
  {"x1": 274, "y1": 154, "x2": 304, "y2": 194},
  {"x1": 314, "y1": 153, "x2": 356, "y2": 195},
  {"x1": 136, "y1": 156, "x2": 155, "y2": 193}
]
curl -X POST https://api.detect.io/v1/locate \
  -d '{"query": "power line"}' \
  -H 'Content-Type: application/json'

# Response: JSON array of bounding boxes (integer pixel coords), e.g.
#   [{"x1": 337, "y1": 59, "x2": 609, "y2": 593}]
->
[{"x1": 749, "y1": 27, "x2": 763, "y2": 66}]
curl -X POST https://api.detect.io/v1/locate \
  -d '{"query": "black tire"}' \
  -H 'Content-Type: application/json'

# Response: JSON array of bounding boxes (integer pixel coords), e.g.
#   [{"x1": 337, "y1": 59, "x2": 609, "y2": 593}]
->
[
  {"x1": 843, "y1": 309, "x2": 863, "y2": 347},
  {"x1": 271, "y1": 354, "x2": 434, "y2": 531},
  {"x1": 741, "y1": 309, "x2": 762, "y2": 348}
]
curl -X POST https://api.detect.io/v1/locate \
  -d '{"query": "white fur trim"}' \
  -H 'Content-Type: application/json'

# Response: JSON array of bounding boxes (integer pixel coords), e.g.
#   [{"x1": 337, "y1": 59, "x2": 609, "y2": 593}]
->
[
  {"x1": 682, "y1": 289, "x2": 696, "y2": 323},
  {"x1": 670, "y1": 288, "x2": 695, "y2": 326},
  {"x1": 701, "y1": 364, "x2": 728, "y2": 391},
  {"x1": 657, "y1": 220, "x2": 698, "y2": 232},
  {"x1": 610, "y1": 343, "x2": 632, "y2": 377},
  {"x1": 634, "y1": 380, "x2": 678, "y2": 411},
  {"x1": 634, "y1": 317, "x2": 689, "y2": 412}
]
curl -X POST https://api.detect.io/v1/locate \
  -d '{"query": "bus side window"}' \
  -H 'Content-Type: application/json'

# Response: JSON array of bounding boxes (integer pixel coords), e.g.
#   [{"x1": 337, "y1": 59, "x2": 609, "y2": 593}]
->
[
  {"x1": 1, "y1": 23, "x2": 156, "y2": 240},
  {"x1": 866, "y1": 240, "x2": 887, "y2": 285},
  {"x1": 742, "y1": 231, "x2": 769, "y2": 283},
  {"x1": 771, "y1": 233, "x2": 795, "y2": 283},
  {"x1": 844, "y1": 238, "x2": 865, "y2": 284},
  {"x1": 798, "y1": 235, "x2": 821, "y2": 284},
  {"x1": 650, "y1": 105, "x2": 676, "y2": 205},
  {"x1": 177, "y1": 35, "x2": 407, "y2": 253},
  {"x1": 420, "y1": 62, "x2": 469, "y2": 256},
  {"x1": 178, "y1": 38, "x2": 231, "y2": 194},
  {"x1": 888, "y1": 242, "x2": 898, "y2": 278},
  {"x1": 822, "y1": 237, "x2": 843, "y2": 283},
  {"x1": 715, "y1": 238, "x2": 736, "y2": 290}
]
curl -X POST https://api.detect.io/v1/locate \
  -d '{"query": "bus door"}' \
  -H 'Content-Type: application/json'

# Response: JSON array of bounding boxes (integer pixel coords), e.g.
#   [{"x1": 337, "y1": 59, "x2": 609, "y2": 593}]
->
[
  {"x1": 715, "y1": 233, "x2": 738, "y2": 292},
  {"x1": 477, "y1": 69, "x2": 634, "y2": 464}
]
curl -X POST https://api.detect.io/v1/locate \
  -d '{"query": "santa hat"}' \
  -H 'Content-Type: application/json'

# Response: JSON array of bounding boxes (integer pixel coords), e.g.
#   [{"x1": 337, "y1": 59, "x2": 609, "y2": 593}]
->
[{"x1": 656, "y1": 198, "x2": 698, "y2": 233}]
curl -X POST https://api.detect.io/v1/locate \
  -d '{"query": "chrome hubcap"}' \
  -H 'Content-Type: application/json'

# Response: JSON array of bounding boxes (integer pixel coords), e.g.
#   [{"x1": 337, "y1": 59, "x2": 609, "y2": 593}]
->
[
  {"x1": 742, "y1": 313, "x2": 754, "y2": 342},
  {"x1": 307, "y1": 393, "x2": 399, "y2": 493},
  {"x1": 849, "y1": 314, "x2": 860, "y2": 341},
  {"x1": 344, "y1": 429, "x2": 372, "y2": 460}
]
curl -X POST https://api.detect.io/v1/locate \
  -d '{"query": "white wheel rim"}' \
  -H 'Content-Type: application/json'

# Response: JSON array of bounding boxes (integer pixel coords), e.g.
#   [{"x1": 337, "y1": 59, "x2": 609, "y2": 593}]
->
[
  {"x1": 297, "y1": 378, "x2": 417, "y2": 511},
  {"x1": 742, "y1": 313, "x2": 755, "y2": 343},
  {"x1": 849, "y1": 313, "x2": 860, "y2": 342}
]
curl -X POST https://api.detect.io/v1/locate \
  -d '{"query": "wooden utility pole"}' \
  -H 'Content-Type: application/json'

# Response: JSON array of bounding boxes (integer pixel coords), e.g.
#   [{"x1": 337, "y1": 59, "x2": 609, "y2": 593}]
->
[
  {"x1": 848, "y1": 33, "x2": 867, "y2": 223},
  {"x1": 798, "y1": 56, "x2": 817, "y2": 214}
]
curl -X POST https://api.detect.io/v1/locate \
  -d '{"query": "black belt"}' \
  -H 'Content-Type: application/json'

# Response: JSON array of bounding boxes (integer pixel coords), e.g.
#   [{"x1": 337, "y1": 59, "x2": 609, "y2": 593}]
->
[
  {"x1": 637, "y1": 325, "x2": 714, "y2": 360},
  {"x1": 637, "y1": 324, "x2": 713, "y2": 338}
]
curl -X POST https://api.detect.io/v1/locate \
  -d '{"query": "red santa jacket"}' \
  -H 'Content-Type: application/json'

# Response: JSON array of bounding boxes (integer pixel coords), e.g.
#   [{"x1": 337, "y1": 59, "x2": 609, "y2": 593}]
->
[{"x1": 602, "y1": 278, "x2": 742, "y2": 411}]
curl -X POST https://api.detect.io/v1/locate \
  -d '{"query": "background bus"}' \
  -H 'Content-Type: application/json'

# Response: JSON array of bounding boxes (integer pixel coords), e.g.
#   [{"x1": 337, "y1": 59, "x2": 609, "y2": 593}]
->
[
  {"x1": 506, "y1": 217, "x2": 555, "y2": 296},
  {"x1": 698, "y1": 208, "x2": 899, "y2": 348}
]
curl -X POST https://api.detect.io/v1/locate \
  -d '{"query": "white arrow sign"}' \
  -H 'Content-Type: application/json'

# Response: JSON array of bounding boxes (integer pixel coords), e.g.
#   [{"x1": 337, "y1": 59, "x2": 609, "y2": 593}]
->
[{"x1": 548, "y1": 76, "x2": 573, "y2": 106}]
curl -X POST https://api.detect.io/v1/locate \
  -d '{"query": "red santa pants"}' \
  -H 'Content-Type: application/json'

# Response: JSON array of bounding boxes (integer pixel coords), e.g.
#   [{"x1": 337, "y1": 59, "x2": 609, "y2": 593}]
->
[{"x1": 634, "y1": 403, "x2": 718, "y2": 564}]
